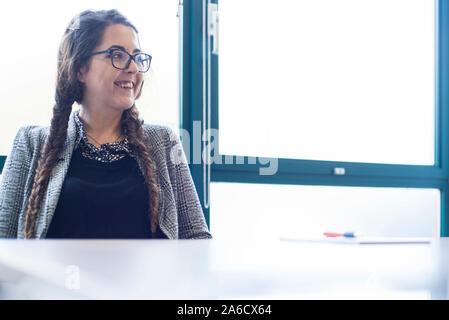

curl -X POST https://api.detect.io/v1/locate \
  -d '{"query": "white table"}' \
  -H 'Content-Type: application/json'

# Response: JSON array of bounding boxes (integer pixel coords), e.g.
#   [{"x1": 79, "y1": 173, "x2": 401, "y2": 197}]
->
[{"x1": 0, "y1": 238, "x2": 447, "y2": 299}]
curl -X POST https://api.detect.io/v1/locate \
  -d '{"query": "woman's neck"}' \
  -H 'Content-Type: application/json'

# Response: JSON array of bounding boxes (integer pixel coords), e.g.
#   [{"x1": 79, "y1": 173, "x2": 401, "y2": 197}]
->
[{"x1": 78, "y1": 106, "x2": 124, "y2": 146}]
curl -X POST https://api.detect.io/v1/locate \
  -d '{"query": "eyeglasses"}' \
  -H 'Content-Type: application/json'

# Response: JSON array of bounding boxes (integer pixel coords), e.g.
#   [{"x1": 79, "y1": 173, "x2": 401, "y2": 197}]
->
[{"x1": 89, "y1": 47, "x2": 152, "y2": 73}]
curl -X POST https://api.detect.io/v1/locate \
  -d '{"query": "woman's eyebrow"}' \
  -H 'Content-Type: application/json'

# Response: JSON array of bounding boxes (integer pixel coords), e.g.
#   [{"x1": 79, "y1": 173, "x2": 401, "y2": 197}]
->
[{"x1": 109, "y1": 45, "x2": 141, "y2": 53}]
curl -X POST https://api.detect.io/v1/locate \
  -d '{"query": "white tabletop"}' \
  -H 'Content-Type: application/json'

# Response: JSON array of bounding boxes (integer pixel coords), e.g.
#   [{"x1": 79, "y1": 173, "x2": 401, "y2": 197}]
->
[{"x1": 0, "y1": 238, "x2": 447, "y2": 299}]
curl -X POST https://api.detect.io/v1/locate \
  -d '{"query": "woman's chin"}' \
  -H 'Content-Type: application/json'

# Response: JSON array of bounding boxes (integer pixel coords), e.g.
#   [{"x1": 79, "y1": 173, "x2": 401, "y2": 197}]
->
[{"x1": 113, "y1": 98, "x2": 135, "y2": 110}]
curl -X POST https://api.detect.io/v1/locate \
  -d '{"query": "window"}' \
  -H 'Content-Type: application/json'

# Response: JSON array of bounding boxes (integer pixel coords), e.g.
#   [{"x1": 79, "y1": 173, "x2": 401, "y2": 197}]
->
[
  {"x1": 219, "y1": 0, "x2": 435, "y2": 165},
  {"x1": 211, "y1": 183, "x2": 440, "y2": 240},
  {"x1": 183, "y1": 0, "x2": 449, "y2": 238}
]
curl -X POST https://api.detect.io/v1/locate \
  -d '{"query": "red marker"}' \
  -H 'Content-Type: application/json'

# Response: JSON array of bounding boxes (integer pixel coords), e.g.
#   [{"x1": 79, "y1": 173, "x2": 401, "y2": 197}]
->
[{"x1": 324, "y1": 232, "x2": 357, "y2": 238}]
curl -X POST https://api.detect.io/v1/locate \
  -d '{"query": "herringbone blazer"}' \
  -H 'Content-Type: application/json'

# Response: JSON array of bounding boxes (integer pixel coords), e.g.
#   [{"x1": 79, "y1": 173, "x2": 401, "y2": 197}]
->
[{"x1": 0, "y1": 110, "x2": 212, "y2": 239}]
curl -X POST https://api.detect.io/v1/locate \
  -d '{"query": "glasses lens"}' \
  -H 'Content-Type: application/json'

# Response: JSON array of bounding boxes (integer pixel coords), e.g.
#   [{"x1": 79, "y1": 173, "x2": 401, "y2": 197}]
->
[
  {"x1": 111, "y1": 50, "x2": 129, "y2": 69},
  {"x1": 135, "y1": 53, "x2": 151, "y2": 72}
]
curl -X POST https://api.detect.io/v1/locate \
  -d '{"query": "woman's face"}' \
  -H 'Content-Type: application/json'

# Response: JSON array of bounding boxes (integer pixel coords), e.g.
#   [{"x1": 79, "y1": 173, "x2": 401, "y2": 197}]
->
[{"x1": 78, "y1": 24, "x2": 145, "y2": 112}]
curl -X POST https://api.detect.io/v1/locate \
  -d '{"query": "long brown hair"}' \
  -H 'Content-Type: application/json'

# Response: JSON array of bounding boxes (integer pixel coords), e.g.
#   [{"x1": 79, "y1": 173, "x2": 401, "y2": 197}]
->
[{"x1": 24, "y1": 9, "x2": 159, "y2": 238}]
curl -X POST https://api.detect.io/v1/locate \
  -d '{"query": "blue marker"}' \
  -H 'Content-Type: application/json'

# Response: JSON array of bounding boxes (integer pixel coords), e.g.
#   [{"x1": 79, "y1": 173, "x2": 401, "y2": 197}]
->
[{"x1": 324, "y1": 232, "x2": 358, "y2": 238}]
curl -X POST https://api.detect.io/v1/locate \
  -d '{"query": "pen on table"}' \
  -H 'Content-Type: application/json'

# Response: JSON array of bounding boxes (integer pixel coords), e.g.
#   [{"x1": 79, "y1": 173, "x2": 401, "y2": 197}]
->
[{"x1": 323, "y1": 232, "x2": 358, "y2": 238}]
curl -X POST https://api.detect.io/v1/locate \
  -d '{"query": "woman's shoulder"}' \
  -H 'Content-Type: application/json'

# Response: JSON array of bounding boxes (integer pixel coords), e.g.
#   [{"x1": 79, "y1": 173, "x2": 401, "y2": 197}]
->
[
  {"x1": 142, "y1": 123, "x2": 176, "y2": 136},
  {"x1": 142, "y1": 123, "x2": 179, "y2": 148},
  {"x1": 12, "y1": 125, "x2": 49, "y2": 150}
]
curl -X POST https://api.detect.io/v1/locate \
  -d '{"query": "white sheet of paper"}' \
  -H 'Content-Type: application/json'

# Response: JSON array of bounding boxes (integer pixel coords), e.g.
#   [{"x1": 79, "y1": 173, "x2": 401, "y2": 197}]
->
[{"x1": 279, "y1": 235, "x2": 432, "y2": 245}]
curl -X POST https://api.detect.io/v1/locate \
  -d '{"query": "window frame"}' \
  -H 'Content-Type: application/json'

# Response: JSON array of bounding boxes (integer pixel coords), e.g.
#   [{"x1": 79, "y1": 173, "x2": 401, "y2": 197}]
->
[{"x1": 181, "y1": 0, "x2": 449, "y2": 236}]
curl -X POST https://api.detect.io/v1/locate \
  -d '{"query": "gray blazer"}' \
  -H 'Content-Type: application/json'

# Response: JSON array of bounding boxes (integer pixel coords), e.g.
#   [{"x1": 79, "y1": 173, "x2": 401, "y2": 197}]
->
[{"x1": 0, "y1": 110, "x2": 212, "y2": 239}]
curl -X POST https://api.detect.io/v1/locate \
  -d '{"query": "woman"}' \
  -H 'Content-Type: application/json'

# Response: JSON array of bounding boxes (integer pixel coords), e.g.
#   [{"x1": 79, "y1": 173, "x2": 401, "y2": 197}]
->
[{"x1": 0, "y1": 9, "x2": 212, "y2": 239}]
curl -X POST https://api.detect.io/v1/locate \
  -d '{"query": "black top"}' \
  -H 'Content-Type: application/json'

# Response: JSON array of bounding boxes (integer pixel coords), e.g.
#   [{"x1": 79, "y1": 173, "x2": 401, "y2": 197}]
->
[{"x1": 46, "y1": 147, "x2": 158, "y2": 239}]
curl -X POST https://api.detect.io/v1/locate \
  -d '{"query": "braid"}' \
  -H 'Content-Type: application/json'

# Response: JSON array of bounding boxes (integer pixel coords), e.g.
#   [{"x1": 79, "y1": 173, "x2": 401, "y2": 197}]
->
[
  {"x1": 24, "y1": 98, "x2": 73, "y2": 238},
  {"x1": 122, "y1": 106, "x2": 159, "y2": 233}
]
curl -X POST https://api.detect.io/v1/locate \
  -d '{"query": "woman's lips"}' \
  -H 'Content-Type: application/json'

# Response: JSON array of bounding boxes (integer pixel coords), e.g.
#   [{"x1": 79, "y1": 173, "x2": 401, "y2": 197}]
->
[
  {"x1": 114, "y1": 82, "x2": 134, "y2": 92},
  {"x1": 114, "y1": 82, "x2": 132, "y2": 89},
  {"x1": 114, "y1": 79, "x2": 135, "y2": 87}
]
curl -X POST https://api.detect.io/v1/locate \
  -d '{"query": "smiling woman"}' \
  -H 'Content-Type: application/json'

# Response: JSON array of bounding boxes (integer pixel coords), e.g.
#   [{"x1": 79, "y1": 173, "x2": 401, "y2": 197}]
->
[{"x1": 0, "y1": 9, "x2": 212, "y2": 240}]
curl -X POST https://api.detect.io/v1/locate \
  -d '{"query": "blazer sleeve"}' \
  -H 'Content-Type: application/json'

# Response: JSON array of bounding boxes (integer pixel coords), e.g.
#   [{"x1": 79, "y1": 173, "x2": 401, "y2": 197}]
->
[
  {"x1": 164, "y1": 127, "x2": 212, "y2": 239},
  {"x1": 0, "y1": 126, "x2": 32, "y2": 238}
]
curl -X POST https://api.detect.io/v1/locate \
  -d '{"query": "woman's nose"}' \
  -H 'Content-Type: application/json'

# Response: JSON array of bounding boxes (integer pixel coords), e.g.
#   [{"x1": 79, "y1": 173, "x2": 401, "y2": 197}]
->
[{"x1": 126, "y1": 58, "x2": 139, "y2": 73}]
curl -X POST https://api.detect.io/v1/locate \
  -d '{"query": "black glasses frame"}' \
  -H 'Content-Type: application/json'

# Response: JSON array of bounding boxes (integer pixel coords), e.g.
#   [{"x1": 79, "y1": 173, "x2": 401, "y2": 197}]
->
[{"x1": 89, "y1": 47, "x2": 152, "y2": 73}]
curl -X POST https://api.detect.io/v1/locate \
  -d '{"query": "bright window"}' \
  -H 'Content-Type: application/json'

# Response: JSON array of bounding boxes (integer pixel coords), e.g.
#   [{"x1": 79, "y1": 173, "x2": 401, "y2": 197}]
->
[
  {"x1": 0, "y1": 0, "x2": 179, "y2": 154},
  {"x1": 218, "y1": 0, "x2": 435, "y2": 165},
  {"x1": 211, "y1": 182, "x2": 440, "y2": 241}
]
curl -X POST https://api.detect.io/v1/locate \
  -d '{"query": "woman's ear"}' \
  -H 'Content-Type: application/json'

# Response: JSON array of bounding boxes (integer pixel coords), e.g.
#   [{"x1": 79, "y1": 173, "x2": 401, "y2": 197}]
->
[{"x1": 77, "y1": 66, "x2": 87, "y2": 83}]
